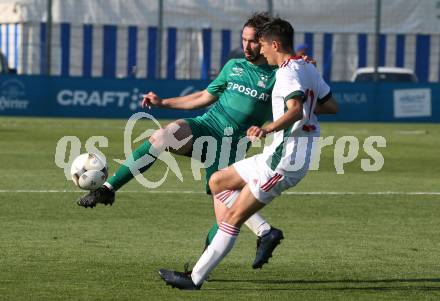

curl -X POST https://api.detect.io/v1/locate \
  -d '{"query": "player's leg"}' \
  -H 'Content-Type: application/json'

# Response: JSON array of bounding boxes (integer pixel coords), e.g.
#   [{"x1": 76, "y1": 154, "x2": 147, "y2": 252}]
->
[
  {"x1": 192, "y1": 186, "x2": 264, "y2": 284},
  {"x1": 108, "y1": 119, "x2": 193, "y2": 189},
  {"x1": 204, "y1": 162, "x2": 246, "y2": 246},
  {"x1": 215, "y1": 191, "x2": 272, "y2": 237},
  {"x1": 210, "y1": 166, "x2": 245, "y2": 226},
  {"x1": 220, "y1": 138, "x2": 271, "y2": 237},
  {"x1": 205, "y1": 159, "x2": 283, "y2": 269},
  {"x1": 213, "y1": 191, "x2": 284, "y2": 269},
  {"x1": 203, "y1": 142, "x2": 277, "y2": 247},
  {"x1": 159, "y1": 152, "x2": 292, "y2": 289},
  {"x1": 159, "y1": 154, "x2": 297, "y2": 289},
  {"x1": 212, "y1": 190, "x2": 283, "y2": 267},
  {"x1": 159, "y1": 184, "x2": 264, "y2": 289},
  {"x1": 202, "y1": 165, "x2": 246, "y2": 247},
  {"x1": 77, "y1": 119, "x2": 193, "y2": 207}
]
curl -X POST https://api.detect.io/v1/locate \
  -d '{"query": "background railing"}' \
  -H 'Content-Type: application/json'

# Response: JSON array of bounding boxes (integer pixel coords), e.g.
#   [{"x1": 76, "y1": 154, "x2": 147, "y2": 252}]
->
[{"x1": 0, "y1": 0, "x2": 438, "y2": 82}]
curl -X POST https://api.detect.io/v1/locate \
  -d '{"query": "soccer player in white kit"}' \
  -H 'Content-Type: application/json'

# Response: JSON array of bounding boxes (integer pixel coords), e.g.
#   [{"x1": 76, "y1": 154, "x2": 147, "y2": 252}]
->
[{"x1": 158, "y1": 17, "x2": 339, "y2": 290}]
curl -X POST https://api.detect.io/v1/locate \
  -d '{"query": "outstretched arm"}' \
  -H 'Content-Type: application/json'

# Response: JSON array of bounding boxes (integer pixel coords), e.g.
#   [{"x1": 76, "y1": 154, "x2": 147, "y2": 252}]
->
[{"x1": 141, "y1": 89, "x2": 218, "y2": 110}]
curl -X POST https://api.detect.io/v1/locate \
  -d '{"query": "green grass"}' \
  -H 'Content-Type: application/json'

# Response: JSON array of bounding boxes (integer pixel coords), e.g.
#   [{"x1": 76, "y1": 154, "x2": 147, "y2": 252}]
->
[{"x1": 0, "y1": 116, "x2": 439, "y2": 300}]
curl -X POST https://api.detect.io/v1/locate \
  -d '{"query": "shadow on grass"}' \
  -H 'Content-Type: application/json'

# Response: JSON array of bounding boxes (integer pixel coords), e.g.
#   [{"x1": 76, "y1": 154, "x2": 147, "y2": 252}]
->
[
  {"x1": 211, "y1": 278, "x2": 440, "y2": 284},
  {"x1": 206, "y1": 278, "x2": 440, "y2": 291}
]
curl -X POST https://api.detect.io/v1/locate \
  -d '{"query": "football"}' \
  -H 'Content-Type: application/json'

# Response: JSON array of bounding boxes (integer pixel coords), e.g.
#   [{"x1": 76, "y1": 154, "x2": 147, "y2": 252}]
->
[{"x1": 70, "y1": 153, "x2": 108, "y2": 190}]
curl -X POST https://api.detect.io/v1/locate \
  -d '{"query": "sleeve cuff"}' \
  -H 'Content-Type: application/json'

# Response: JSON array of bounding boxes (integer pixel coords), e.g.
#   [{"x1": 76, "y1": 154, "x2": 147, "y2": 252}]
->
[
  {"x1": 206, "y1": 87, "x2": 222, "y2": 97},
  {"x1": 317, "y1": 91, "x2": 332, "y2": 104},
  {"x1": 284, "y1": 90, "x2": 306, "y2": 103}
]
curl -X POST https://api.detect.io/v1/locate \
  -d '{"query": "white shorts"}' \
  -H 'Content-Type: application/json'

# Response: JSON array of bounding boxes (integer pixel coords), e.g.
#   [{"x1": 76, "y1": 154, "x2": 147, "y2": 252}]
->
[{"x1": 233, "y1": 153, "x2": 308, "y2": 204}]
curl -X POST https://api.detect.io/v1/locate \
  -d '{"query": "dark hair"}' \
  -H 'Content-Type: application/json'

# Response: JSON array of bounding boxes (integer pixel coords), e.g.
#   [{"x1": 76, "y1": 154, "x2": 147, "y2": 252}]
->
[
  {"x1": 243, "y1": 12, "x2": 272, "y2": 31},
  {"x1": 257, "y1": 18, "x2": 294, "y2": 50}
]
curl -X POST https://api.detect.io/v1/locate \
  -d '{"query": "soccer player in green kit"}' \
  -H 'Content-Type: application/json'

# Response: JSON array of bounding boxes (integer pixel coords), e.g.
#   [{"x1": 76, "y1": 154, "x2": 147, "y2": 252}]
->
[{"x1": 78, "y1": 12, "x2": 284, "y2": 269}]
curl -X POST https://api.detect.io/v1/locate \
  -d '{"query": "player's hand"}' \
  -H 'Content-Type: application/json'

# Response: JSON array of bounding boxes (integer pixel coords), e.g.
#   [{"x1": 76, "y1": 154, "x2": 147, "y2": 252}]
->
[
  {"x1": 247, "y1": 126, "x2": 267, "y2": 141},
  {"x1": 141, "y1": 92, "x2": 163, "y2": 109},
  {"x1": 302, "y1": 55, "x2": 317, "y2": 67}
]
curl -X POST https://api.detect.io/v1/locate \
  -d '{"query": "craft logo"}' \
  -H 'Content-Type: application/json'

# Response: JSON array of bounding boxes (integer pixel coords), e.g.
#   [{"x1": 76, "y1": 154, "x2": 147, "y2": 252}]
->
[{"x1": 57, "y1": 88, "x2": 142, "y2": 111}]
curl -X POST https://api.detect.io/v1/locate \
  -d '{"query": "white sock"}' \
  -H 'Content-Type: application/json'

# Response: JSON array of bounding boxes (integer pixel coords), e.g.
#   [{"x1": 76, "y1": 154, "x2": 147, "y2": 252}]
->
[
  {"x1": 244, "y1": 214, "x2": 271, "y2": 237},
  {"x1": 103, "y1": 182, "x2": 114, "y2": 190},
  {"x1": 217, "y1": 190, "x2": 271, "y2": 237},
  {"x1": 191, "y1": 222, "x2": 239, "y2": 286}
]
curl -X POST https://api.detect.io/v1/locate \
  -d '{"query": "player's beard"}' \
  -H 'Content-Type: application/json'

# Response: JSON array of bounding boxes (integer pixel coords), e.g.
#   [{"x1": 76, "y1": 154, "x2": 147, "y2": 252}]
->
[{"x1": 244, "y1": 49, "x2": 261, "y2": 63}]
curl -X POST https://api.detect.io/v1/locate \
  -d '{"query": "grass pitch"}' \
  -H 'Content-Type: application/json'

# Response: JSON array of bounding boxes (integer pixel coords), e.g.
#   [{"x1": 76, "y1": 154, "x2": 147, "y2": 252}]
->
[{"x1": 0, "y1": 116, "x2": 439, "y2": 300}]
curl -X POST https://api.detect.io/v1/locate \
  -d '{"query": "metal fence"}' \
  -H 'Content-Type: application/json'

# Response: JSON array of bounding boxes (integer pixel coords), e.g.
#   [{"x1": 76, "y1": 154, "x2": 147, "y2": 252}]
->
[{"x1": 0, "y1": 0, "x2": 438, "y2": 82}]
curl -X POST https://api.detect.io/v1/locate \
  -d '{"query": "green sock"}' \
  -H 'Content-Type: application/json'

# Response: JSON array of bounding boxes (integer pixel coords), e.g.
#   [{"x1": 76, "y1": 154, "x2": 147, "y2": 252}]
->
[
  {"x1": 107, "y1": 141, "x2": 157, "y2": 191},
  {"x1": 204, "y1": 223, "x2": 219, "y2": 249}
]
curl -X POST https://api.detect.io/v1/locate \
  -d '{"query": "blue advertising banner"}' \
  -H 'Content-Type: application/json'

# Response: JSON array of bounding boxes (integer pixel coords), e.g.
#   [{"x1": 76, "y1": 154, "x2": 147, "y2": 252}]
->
[
  {"x1": 0, "y1": 75, "x2": 210, "y2": 119},
  {"x1": 0, "y1": 75, "x2": 439, "y2": 122},
  {"x1": 319, "y1": 83, "x2": 439, "y2": 123}
]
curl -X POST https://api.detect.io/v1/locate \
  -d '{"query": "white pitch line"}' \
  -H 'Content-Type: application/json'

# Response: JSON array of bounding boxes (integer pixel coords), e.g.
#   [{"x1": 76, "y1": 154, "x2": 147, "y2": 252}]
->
[
  {"x1": 0, "y1": 190, "x2": 439, "y2": 195},
  {"x1": 0, "y1": 189, "x2": 205, "y2": 194}
]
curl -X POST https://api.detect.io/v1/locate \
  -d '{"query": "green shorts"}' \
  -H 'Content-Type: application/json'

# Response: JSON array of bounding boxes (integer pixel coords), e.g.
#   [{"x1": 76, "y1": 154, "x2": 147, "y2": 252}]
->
[{"x1": 184, "y1": 114, "x2": 249, "y2": 194}]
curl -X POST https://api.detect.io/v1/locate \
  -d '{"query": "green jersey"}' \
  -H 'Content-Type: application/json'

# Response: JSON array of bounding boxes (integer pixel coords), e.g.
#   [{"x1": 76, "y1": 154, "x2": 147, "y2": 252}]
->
[
  {"x1": 206, "y1": 58, "x2": 276, "y2": 133},
  {"x1": 185, "y1": 59, "x2": 276, "y2": 194}
]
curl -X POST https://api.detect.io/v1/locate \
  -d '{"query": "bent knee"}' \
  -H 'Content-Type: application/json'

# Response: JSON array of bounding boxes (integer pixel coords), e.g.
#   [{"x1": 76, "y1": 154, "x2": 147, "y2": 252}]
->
[
  {"x1": 148, "y1": 128, "x2": 166, "y2": 149},
  {"x1": 209, "y1": 171, "x2": 223, "y2": 194}
]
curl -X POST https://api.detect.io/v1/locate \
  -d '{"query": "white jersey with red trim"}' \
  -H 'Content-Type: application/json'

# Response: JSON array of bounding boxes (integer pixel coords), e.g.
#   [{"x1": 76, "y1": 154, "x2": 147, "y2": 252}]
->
[
  {"x1": 262, "y1": 56, "x2": 331, "y2": 170},
  {"x1": 231, "y1": 57, "x2": 332, "y2": 203}
]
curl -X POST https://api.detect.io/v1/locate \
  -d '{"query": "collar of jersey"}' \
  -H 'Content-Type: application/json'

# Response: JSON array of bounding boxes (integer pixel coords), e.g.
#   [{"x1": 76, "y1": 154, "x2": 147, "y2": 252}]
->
[{"x1": 280, "y1": 55, "x2": 303, "y2": 68}]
